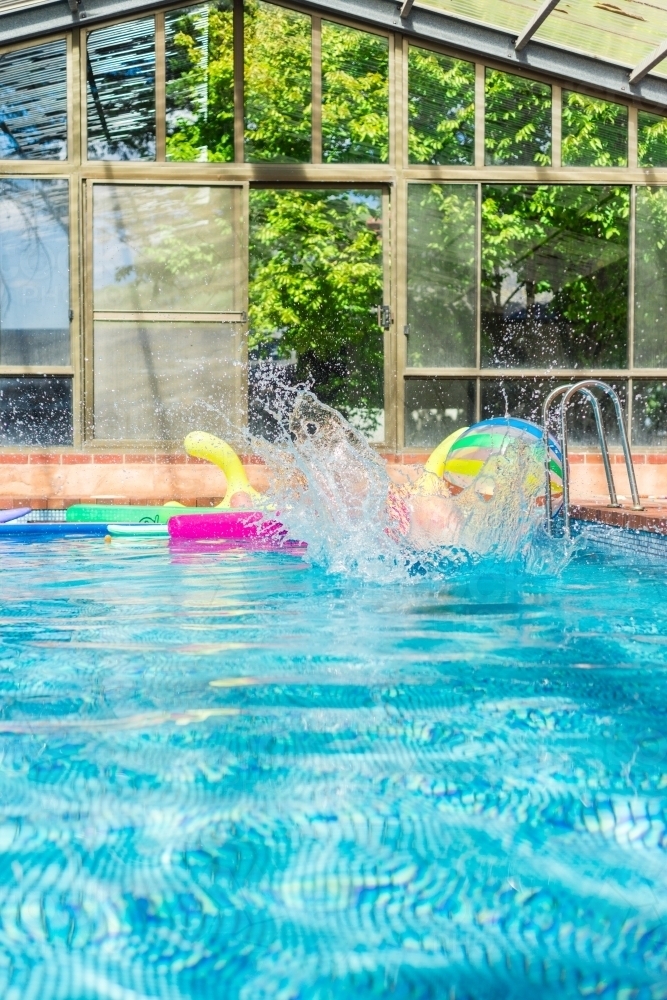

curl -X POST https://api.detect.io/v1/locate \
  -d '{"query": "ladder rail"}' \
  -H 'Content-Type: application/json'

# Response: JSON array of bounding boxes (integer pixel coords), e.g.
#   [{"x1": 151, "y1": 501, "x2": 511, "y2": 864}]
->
[{"x1": 543, "y1": 379, "x2": 643, "y2": 536}]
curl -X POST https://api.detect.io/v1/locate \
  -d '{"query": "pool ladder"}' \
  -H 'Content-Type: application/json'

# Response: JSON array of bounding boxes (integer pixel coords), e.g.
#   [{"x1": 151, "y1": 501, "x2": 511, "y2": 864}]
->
[{"x1": 542, "y1": 379, "x2": 643, "y2": 537}]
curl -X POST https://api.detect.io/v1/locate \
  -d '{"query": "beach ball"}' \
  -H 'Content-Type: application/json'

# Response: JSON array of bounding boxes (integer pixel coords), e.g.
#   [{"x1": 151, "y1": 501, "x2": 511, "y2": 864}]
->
[{"x1": 441, "y1": 417, "x2": 563, "y2": 512}]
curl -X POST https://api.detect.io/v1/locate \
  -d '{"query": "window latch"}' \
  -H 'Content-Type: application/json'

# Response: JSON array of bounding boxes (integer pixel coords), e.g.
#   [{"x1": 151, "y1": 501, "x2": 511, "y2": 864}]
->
[{"x1": 373, "y1": 304, "x2": 392, "y2": 330}]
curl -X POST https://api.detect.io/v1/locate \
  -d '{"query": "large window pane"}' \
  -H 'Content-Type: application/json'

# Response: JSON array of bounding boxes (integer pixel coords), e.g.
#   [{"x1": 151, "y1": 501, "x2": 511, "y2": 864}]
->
[
  {"x1": 408, "y1": 46, "x2": 474, "y2": 166},
  {"x1": 485, "y1": 70, "x2": 551, "y2": 167},
  {"x1": 562, "y1": 92, "x2": 627, "y2": 167},
  {"x1": 633, "y1": 380, "x2": 667, "y2": 447},
  {"x1": 93, "y1": 184, "x2": 237, "y2": 312},
  {"x1": 166, "y1": 1, "x2": 234, "y2": 162},
  {"x1": 635, "y1": 186, "x2": 667, "y2": 369},
  {"x1": 87, "y1": 18, "x2": 156, "y2": 161},
  {"x1": 0, "y1": 41, "x2": 67, "y2": 160},
  {"x1": 407, "y1": 184, "x2": 476, "y2": 368},
  {"x1": 93, "y1": 184, "x2": 242, "y2": 442},
  {"x1": 0, "y1": 377, "x2": 72, "y2": 446},
  {"x1": 404, "y1": 378, "x2": 475, "y2": 449},
  {"x1": 0, "y1": 179, "x2": 69, "y2": 365},
  {"x1": 94, "y1": 321, "x2": 240, "y2": 441},
  {"x1": 322, "y1": 22, "x2": 388, "y2": 164},
  {"x1": 638, "y1": 111, "x2": 667, "y2": 168},
  {"x1": 481, "y1": 184, "x2": 629, "y2": 369},
  {"x1": 244, "y1": 0, "x2": 311, "y2": 163},
  {"x1": 481, "y1": 377, "x2": 627, "y2": 446},
  {"x1": 249, "y1": 189, "x2": 384, "y2": 440}
]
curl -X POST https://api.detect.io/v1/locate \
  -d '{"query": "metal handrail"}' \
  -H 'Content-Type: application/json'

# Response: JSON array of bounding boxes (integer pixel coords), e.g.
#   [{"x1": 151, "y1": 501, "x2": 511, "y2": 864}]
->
[{"x1": 542, "y1": 379, "x2": 643, "y2": 536}]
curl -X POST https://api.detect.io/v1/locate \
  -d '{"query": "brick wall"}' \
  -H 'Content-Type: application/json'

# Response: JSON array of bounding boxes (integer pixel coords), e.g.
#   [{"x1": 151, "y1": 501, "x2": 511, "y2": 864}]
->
[{"x1": 0, "y1": 450, "x2": 663, "y2": 508}]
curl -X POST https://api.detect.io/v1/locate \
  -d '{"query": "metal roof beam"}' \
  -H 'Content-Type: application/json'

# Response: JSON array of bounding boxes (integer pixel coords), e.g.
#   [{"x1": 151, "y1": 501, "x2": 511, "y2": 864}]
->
[
  {"x1": 629, "y1": 37, "x2": 667, "y2": 86},
  {"x1": 1, "y1": 0, "x2": 666, "y2": 109},
  {"x1": 515, "y1": 0, "x2": 560, "y2": 53}
]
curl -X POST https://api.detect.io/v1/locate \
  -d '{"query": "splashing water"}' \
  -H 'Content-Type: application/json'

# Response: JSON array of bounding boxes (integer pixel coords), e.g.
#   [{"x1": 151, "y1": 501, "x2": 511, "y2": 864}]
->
[{"x1": 248, "y1": 390, "x2": 557, "y2": 580}]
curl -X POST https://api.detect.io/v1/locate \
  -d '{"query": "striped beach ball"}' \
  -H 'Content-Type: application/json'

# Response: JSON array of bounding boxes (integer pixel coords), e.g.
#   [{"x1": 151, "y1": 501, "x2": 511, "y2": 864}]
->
[{"x1": 441, "y1": 417, "x2": 563, "y2": 512}]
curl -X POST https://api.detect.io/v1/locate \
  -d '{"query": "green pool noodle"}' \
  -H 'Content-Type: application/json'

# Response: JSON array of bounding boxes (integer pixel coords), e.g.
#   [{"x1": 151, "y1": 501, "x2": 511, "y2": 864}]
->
[{"x1": 66, "y1": 504, "x2": 237, "y2": 524}]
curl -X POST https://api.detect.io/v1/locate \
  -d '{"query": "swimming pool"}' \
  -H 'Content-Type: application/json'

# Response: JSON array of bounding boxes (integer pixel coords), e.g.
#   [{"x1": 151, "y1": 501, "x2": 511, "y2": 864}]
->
[{"x1": 0, "y1": 532, "x2": 666, "y2": 999}]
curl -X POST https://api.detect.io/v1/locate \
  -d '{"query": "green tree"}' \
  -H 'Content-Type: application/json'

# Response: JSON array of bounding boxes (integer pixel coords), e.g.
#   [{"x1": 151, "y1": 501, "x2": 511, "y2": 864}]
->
[
  {"x1": 249, "y1": 189, "x2": 384, "y2": 432},
  {"x1": 562, "y1": 92, "x2": 627, "y2": 166},
  {"x1": 485, "y1": 70, "x2": 551, "y2": 166},
  {"x1": 322, "y1": 21, "x2": 389, "y2": 163},
  {"x1": 165, "y1": 1, "x2": 234, "y2": 162},
  {"x1": 481, "y1": 184, "x2": 629, "y2": 369},
  {"x1": 638, "y1": 111, "x2": 667, "y2": 168},
  {"x1": 407, "y1": 47, "x2": 474, "y2": 165}
]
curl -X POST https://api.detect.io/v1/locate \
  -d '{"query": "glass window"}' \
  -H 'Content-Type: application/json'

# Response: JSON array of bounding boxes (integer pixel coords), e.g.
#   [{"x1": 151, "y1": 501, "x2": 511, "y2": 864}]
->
[
  {"x1": 407, "y1": 184, "x2": 476, "y2": 368},
  {"x1": 87, "y1": 18, "x2": 156, "y2": 161},
  {"x1": 638, "y1": 111, "x2": 667, "y2": 169},
  {"x1": 407, "y1": 46, "x2": 474, "y2": 166},
  {"x1": 633, "y1": 380, "x2": 667, "y2": 447},
  {"x1": 322, "y1": 22, "x2": 388, "y2": 164},
  {"x1": 0, "y1": 377, "x2": 72, "y2": 446},
  {"x1": 249, "y1": 189, "x2": 384, "y2": 441},
  {"x1": 0, "y1": 41, "x2": 67, "y2": 160},
  {"x1": 562, "y1": 92, "x2": 627, "y2": 167},
  {"x1": 244, "y1": 0, "x2": 311, "y2": 163},
  {"x1": 634, "y1": 186, "x2": 667, "y2": 368},
  {"x1": 485, "y1": 70, "x2": 551, "y2": 167},
  {"x1": 481, "y1": 377, "x2": 627, "y2": 446},
  {"x1": 0, "y1": 178, "x2": 69, "y2": 366},
  {"x1": 404, "y1": 378, "x2": 475, "y2": 449},
  {"x1": 166, "y1": 1, "x2": 234, "y2": 162},
  {"x1": 93, "y1": 184, "x2": 242, "y2": 441},
  {"x1": 93, "y1": 184, "x2": 237, "y2": 312},
  {"x1": 481, "y1": 184, "x2": 629, "y2": 370}
]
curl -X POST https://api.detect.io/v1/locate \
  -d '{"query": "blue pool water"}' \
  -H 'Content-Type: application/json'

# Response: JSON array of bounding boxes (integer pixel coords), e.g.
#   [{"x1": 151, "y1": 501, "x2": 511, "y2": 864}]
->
[{"x1": 1, "y1": 532, "x2": 667, "y2": 999}]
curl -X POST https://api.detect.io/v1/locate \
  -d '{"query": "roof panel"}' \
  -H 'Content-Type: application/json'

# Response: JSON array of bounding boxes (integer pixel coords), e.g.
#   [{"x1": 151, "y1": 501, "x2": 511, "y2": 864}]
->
[{"x1": 418, "y1": 0, "x2": 667, "y2": 77}]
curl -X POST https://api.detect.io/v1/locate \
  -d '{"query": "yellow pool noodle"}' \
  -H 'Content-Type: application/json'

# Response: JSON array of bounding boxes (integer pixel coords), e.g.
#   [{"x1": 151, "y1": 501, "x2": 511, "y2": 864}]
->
[{"x1": 183, "y1": 432, "x2": 264, "y2": 509}]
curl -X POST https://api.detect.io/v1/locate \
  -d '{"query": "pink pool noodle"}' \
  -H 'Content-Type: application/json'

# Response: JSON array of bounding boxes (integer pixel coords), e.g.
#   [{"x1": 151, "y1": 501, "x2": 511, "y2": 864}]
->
[{"x1": 168, "y1": 511, "x2": 305, "y2": 548}]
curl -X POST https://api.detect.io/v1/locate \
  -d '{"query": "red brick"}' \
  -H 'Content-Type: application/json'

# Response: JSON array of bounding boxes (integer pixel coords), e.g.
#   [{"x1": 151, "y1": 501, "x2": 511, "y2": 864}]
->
[
  {"x1": 568, "y1": 453, "x2": 585, "y2": 464},
  {"x1": 61, "y1": 454, "x2": 92, "y2": 464},
  {"x1": 0, "y1": 454, "x2": 29, "y2": 464},
  {"x1": 29, "y1": 454, "x2": 61, "y2": 465},
  {"x1": 584, "y1": 453, "x2": 603, "y2": 464},
  {"x1": 185, "y1": 455, "x2": 208, "y2": 465},
  {"x1": 240, "y1": 455, "x2": 266, "y2": 466},
  {"x1": 647, "y1": 454, "x2": 667, "y2": 464},
  {"x1": 125, "y1": 454, "x2": 155, "y2": 464},
  {"x1": 28, "y1": 498, "x2": 48, "y2": 509},
  {"x1": 93, "y1": 454, "x2": 123, "y2": 464},
  {"x1": 154, "y1": 453, "x2": 188, "y2": 464}
]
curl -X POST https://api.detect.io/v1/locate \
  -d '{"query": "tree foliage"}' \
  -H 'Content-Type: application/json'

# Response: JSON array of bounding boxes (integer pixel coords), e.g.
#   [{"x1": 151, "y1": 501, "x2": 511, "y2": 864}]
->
[
  {"x1": 407, "y1": 47, "x2": 474, "y2": 165},
  {"x1": 165, "y1": 1, "x2": 234, "y2": 162},
  {"x1": 562, "y1": 92, "x2": 627, "y2": 167},
  {"x1": 249, "y1": 189, "x2": 384, "y2": 428},
  {"x1": 638, "y1": 110, "x2": 667, "y2": 168},
  {"x1": 321, "y1": 21, "x2": 389, "y2": 164},
  {"x1": 485, "y1": 70, "x2": 551, "y2": 166}
]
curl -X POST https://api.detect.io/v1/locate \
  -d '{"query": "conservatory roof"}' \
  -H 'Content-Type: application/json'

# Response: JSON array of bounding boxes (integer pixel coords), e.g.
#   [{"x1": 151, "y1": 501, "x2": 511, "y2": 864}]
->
[{"x1": 2, "y1": 0, "x2": 667, "y2": 109}]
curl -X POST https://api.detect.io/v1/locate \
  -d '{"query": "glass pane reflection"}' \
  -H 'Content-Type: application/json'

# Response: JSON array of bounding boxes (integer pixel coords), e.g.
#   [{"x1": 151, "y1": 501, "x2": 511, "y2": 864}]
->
[
  {"x1": 322, "y1": 22, "x2": 388, "y2": 164},
  {"x1": 634, "y1": 186, "x2": 667, "y2": 368},
  {"x1": 481, "y1": 377, "x2": 627, "y2": 446},
  {"x1": 93, "y1": 184, "x2": 238, "y2": 312},
  {"x1": 633, "y1": 380, "x2": 667, "y2": 448},
  {"x1": 407, "y1": 183, "x2": 476, "y2": 368},
  {"x1": 249, "y1": 188, "x2": 384, "y2": 441},
  {"x1": 485, "y1": 70, "x2": 551, "y2": 167},
  {"x1": 166, "y1": 1, "x2": 234, "y2": 162},
  {"x1": 244, "y1": 0, "x2": 311, "y2": 163},
  {"x1": 0, "y1": 377, "x2": 72, "y2": 446},
  {"x1": 638, "y1": 111, "x2": 667, "y2": 168},
  {"x1": 404, "y1": 378, "x2": 475, "y2": 449},
  {"x1": 94, "y1": 321, "x2": 241, "y2": 441},
  {"x1": 87, "y1": 18, "x2": 156, "y2": 161},
  {"x1": 408, "y1": 46, "x2": 474, "y2": 166},
  {"x1": 481, "y1": 184, "x2": 629, "y2": 370},
  {"x1": 0, "y1": 41, "x2": 67, "y2": 160},
  {"x1": 0, "y1": 178, "x2": 70, "y2": 365},
  {"x1": 562, "y1": 92, "x2": 627, "y2": 167}
]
